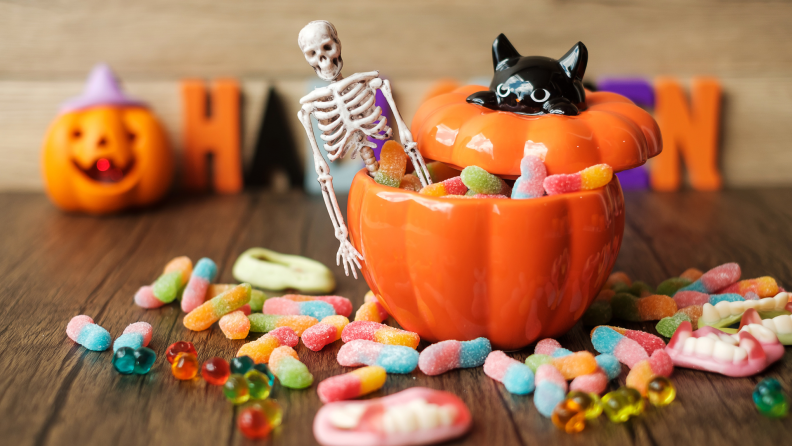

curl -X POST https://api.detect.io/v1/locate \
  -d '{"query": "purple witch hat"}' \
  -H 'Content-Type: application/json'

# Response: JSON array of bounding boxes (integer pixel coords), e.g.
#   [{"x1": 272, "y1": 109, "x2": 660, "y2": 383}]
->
[{"x1": 60, "y1": 64, "x2": 146, "y2": 113}]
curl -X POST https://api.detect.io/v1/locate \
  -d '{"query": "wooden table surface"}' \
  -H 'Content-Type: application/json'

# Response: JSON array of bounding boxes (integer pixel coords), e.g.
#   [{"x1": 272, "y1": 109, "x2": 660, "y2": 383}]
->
[{"x1": 2, "y1": 189, "x2": 791, "y2": 446}]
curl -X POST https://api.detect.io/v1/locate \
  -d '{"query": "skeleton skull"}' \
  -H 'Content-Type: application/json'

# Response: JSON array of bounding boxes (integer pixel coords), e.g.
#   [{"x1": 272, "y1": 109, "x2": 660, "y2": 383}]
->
[{"x1": 298, "y1": 21, "x2": 343, "y2": 81}]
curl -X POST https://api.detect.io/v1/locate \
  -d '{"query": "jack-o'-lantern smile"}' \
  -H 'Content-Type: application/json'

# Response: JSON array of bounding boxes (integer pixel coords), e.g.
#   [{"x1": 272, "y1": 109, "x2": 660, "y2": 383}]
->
[{"x1": 72, "y1": 156, "x2": 136, "y2": 183}]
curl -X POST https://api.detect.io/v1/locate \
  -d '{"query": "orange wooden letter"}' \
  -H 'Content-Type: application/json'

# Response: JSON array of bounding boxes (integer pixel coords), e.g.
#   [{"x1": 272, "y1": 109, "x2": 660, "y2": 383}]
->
[
  {"x1": 182, "y1": 79, "x2": 243, "y2": 193},
  {"x1": 650, "y1": 77, "x2": 722, "y2": 191}
]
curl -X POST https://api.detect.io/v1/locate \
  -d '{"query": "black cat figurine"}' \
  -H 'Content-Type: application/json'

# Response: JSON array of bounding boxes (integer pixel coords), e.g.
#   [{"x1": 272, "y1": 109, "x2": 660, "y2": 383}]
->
[{"x1": 467, "y1": 34, "x2": 588, "y2": 116}]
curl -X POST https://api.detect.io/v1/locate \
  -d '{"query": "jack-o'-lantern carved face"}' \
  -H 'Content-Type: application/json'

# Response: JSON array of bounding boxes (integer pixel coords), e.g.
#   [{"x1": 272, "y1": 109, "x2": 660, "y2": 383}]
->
[{"x1": 41, "y1": 65, "x2": 173, "y2": 214}]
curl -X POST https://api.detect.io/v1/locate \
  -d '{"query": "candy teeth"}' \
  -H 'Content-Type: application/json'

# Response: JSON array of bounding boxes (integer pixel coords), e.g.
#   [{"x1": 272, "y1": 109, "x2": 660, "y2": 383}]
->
[
  {"x1": 382, "y1": 399, "x2": 457, "y2": 434},
  {"x1": 701, "y1": 292, "x2": 790, "y2": 324},
  {"x1": 328, "y1": 404, "x2": 368, "y2": 429},
  {"x1": 763, "y1": 314, "x2": 792, "y2": 334},
  {"x1": 739, "y1": 324, "x2": 777, "y2": 344}
]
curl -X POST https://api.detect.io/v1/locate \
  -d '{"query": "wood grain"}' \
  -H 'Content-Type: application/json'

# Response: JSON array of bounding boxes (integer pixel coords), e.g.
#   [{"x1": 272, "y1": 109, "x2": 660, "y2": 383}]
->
[{"x1": 0, "y1": 188, "x2": 790, "y2": 445}]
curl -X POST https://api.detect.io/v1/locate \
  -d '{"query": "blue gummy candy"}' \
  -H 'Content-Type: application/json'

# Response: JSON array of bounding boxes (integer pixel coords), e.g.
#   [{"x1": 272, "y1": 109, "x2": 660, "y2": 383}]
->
[
  {"x1": 193, "y1": 258, "x2": 218, "y2": 281},
  {"x1": 677, "y1": 280, "x2": 707, "y2": 294},
  {"x1": 534, "y1": 382, "x2": 566, "y2": 417},
  {"x1": 113, "y1": 332, "x2": 144, "y2": 352},
  {"x1": 376, "y1": 345, "x2": 420, "y2": 374},
  {"x1": 502, "y1": 363, "x2": 535, "y2": 395},
  {"x1": 299, "y1": 301, "x2": 336, "y2": 320},
  {"x1": 591, "y1": 327, "x2": 624, "y2": 355},
  {"x1": 459, "y1": 337, "x2": 492, "y2": 368},
  {"x1": 77, "y1": 324, "x2": 112, "y2": 351},
  {"x1": 709, "y1": 293, "x2": 744, "y2": 305},
  {"x1": 551, "y1": 348, "x2": 573, "y2": 358},
  {"x1": 112, "y1": 347, "x2": 136, "y2": 374},
  {"x1": 596, "y1": 354, "x2": 622, "y2": 380}
]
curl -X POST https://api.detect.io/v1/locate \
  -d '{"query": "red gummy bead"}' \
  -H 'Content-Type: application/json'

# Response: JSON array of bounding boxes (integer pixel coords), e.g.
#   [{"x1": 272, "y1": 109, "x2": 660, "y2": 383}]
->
[
  {"x1": 201, "y1": 357, "x2": 231, "y2": 385},
  {"x1": 166, "y1": 341, "x2": 197, "y2": 364},
  {"x1": 238, "y1": 406, "x2": 273, "y2": 439}
]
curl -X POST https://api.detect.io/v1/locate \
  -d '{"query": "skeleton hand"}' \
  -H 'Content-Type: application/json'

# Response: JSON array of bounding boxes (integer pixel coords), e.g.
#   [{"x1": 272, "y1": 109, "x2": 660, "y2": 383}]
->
[{"x1": 336, "y1": 238, "x2": 363, "y2": 279}]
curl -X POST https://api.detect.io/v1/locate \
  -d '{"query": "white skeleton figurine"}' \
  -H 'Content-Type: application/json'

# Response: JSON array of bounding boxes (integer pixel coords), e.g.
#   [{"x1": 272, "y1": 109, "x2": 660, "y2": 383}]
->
[{"x1": 297, "y1": 20, "x2": 432, "y2": 278}]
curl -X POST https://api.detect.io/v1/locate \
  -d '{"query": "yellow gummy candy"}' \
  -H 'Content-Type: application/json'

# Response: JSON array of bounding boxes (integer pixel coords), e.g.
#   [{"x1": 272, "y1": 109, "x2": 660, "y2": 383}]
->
[{"x1": 580, "y1": 164, "x2": 613, "y2": 190}]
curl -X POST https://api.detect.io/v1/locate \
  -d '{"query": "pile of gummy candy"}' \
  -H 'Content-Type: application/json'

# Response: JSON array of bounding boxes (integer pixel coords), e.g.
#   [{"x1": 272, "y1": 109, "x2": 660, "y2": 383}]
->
[
  {"x1": 374, "y1": 140, "x2": 613, "y2": 198},
  {"x1": 66, "y1": 256, "x2": 791, "y2": 443}
]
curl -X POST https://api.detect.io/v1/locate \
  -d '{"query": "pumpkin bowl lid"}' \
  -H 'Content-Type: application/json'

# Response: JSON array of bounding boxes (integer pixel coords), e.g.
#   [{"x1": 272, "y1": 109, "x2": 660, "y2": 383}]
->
[{"x1": 411, "y1": 85, "x2": 662, "y2": 178}]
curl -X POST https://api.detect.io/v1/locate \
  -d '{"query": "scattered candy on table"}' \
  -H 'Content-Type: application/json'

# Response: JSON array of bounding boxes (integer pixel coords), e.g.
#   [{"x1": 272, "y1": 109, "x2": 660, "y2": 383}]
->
[
  {"x1": 245, "y1": 369, "x2": 272, "y2": 400},
  {"x1": 646, "y1": 376, "x2": 676, "y2": 406},
  {"x1": 753, "y1": 378, "x2": 789, "y2": 418},
  {"x1": 134, "y1": 285, "x2": 165, "y2": 309},
  {"x1": 525, "y1": 354, "x2": 554, "y2": 372},
  {"x1": 601, "y1": 387, "x2": 644, "y2": 423},
  {"x1": 699, "y1": 292, "x2": 790, "y2": 330},
  {"x1": 269, "y1": 346, "x2": 314, "y2": 389},
  {"x1": 202, "y1": 357, "x2": 231, "y2": 385},
  {"x1": 112, "y1": 346, "x2": 156, "y2": 375},
  {"x1": 172, "y1": 351, "x2": 200, "y2": 380},
  {"x1": 337, "y1": 340, "x2": 419, "y2": 374},
  {"x1": 181, "y1": 257, "x2": 218, "y2": 313},
  {"x1": 569, "y1": 367, "x2": 609, "y2": 395},
  {"x1": 551, "y1": 398, "x2": 586, "y2": 433},
  {"x1": 280, "y1": 294, "x2": 352, "y2": 317},
  {"x1": 533, "y1": 364, "x2": 568, "y2": 417},
  {"x1": 535, "y1": 338, "x2": 572, "y2": 358},
  {"x1": 166, "y1": 341, "x2": 197, "y2": 363},
  {"x1": 552, "y1": 351, "x2": 598, "y2": 380},
  {"x1": 264, "y1": 297, "x2": 336, "y2": 320},
  {"x1": 354, "y1": 298, "x2": 389, "y2": 323},
  {"x1": 342, "y1": 321, "x2": 420, "y2": 348},
  {"x1": 66, "y1": 315, "x2": 111, "y2": 351},
  {"x1": 183, "y1": 283, "x2": 251, "y2": 331},
  {"x1": 219, "y1": 311, "x2": 251, "y2": 339},
  {"x1": 678, "y1": 262, "x2": 741, "y2": 294},
  {"x1": 302, "y1": 315, "x2": 350, "y2": 351},
  {"x1": 248, "y1": 314, "x2": 318, "y2": 336},
  {"x1": 238, "y1": 400, "x2": 283, "y2": 440},
  {"x1": 483, "y1": 351, "x2": 535, "y2": 395},
  {"x1": 237, "y1": 326, "x2": 299, "y2": 363},
  {"x1": 317, "y1": 365, "x2": 387, "y2": 403},
  {"x1": 418, "y1": 337, "x2": 491, "y2": 376},
  {"x1": 154, "y1": 256, "x2": 192, "y2": 303},
  {"x1": 112, "y1": 321, "x2": 153, "y2": 352}
]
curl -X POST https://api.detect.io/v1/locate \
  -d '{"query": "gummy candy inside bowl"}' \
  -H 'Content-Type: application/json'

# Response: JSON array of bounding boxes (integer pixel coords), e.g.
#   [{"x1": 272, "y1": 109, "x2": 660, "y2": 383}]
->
[{"x1": 348, "y1": 171, "x2": 625, "y2": 350}]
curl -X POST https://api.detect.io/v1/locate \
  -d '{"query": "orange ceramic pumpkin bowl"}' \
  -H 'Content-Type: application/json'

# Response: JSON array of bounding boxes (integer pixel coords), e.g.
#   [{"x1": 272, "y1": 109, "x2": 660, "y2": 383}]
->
[
  {"x1": 347, "y1": 86, "x2": 661, "y2": 350},
  {"x1": 41, "y1": 106, "x2": 173, "y2": 214}
]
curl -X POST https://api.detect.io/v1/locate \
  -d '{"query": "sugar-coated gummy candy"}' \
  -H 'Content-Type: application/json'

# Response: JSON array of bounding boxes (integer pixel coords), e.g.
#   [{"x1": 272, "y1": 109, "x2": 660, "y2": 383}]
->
[
  {"x1": 208, "y1": 284, "x2": 267, "y2": 310},
  {"x1": 717, "y1": 276, "x2": 779, "y2": 298},
  {"x1": 374, "y1": 141, "x2": 408, "y2": 188},
  {"x1": 342, "y1": 321, "x2": 420, "y2": 349},
  {"x1": 166, "y1": 341, "x2": 197, "y2": 364},
  {"x1": 244, "y1": 369, "x2": 272, "y2": 400},
  {"x1": 626, "y1": 350, "x2": 674, "y2": 396},
  {"x1": 534, "y1": 338, "x2": 562, "y2": 356},
  {"x1": 231, "y1": 355, "x2": 256, "y2": 375},
  {"x1": 224, "y1": 374, "x2": 251, "y2": 404},
  {"x1": 219, "y1": 311, "x2": 251, "y2": 339},
  {"x1": 601, "y1": 326, "x2": 665, "y2": 355},
  {"x1": 134, "y1": 286, "x2": 165, "y2": 309},
  {"x1": 680, "y1": 268, "x2": 704, "y2": 282},
  {"x1": 656, "y1": 277, "x2": 692, "y2": 296},
  {"x1": 595, "y1": 289, "x2": 616, "y2": 302},
  {"x1": 113, "y1": 321, "x2": 152, "y2": 352},
  {"x1": 647, "y1": 377, "x2": 676, "y2": 406},
  {"x1": 337, "y1": 340, "x2": 419, "y2": 374},
  {"x1": 418, "y1": 337, "x2": 491, "y2": 376},
  {"x1": 638, "y1": 294, "x2": 678, "y2": 320},
  {"x1": 183, "y1": 283, "x2": 251, "y2": 331},
  {"x1": 238, "y1": 400, "x2": 282, "y2": 440},
  {"x1": 249, "y1": 290, "x2": 268, "y2": 312},
  {"x1": 237, "y1": 326, "x2": 299, "y2": 363},
  {"x1": 66, "y1": 315, "x2": 112, "y2": 351},
  {"x1": 551, "y1": 399, "x2": 586, "y2": 434},
  {"x1": 552, "y1": 351, "x2": 598, "y2": 380},
  {"x1": 656, "y1": 312, "x2": 692, "y2": 337},
  {"x1": 709, "y1": 293, "x2": 744, "y2": 305},
  {"x1": 317, "y1": 365, "x2": 387, "y2": 403},
  {"x1": 154, "y1": 256, "x2": 193, "y2": 303},
  {"x1": 590, "y1": 326, "x2": 648, "y2": 368},
  {"x1": 567, "y1": 391, "x2": 603, "y2": 419},
  {"x1": 628, "y1": 281, "x2": 654, "y2": 297},
  {"x1": 269, "y1": 346, "x2": 313, "y2": 389},
  {"x1": 460, "y1": 165, "x2": 508, "y2": 195},
  {"x1": 677, "y1": 262, "x2": 741, "y2": 295},
  {"x1": 264, "y1": 297, "x2": 335, "y2": 321},
  {"x1": 543, "y1": 164, "x2": 612, "y2": 195},
  {"x1": 677, "y1": 305, "x2": 703, "y2": 327},
  {"x1": 569, "y1": 368, "x2": 608, "y2": 395},
  {"x1": 604, "y1": 272, "x2": 631, "y2": 289},
  {"x1": 595, "y1": 354, "x2": 621, "y2": 380},
  {"x1": 399, "y1": 174, "x2": 422, "y2": 192},
  {"x1": 302, "y1": 315, "x2": 350, "y2": 351},
  {"x1": 525, "y1": 354, "x2": 554, "y2": 372},
  {"x1": 753, "y1": 378, "x2": 789, "y2": 418},
  {"x1": 354, "y1": 301, "x2": 388, "y2": 323},
  {"x1": 420, "y1": 176, "x2": 468, "y2": 197},
  {"x1": 172, "y1": 352, "x2": 199, "y2": 380},
  {"x1": 483, "y1": 351, "x2": 535, "y2": 395},
  {"x1": 673, "y1": 290, "x2": 710, "y2": 308},
  {"x1": 248, "y1": 314, "x2": 318, "y2": 336},
  {"x1": 511, "y1": 155, "x2": 546, "y2": 199},
  {"x1": 611, "y1": 293, "x2": 640, "y2": 321},
  {"x1": 202, "y1": 357, "x2": 231, "y2": 385},
  {"x1": 112, "y1": 347, "x2": 137, "y2": 374},
  {"x1": 533, "y1": 364, "x2": 567, "y2": 417},
  {"x1": 426, "y1": 161, "x2": 459, "y2": 183},
  {"x1": 181, "y1": 257, "x2": 218, "y2": 313},
  {"x1": 281, "y1": 294, "x2": 352, "y2": 317},
  {"x1": 582, "y1": 301, "x2": 612, "y2": 326},
  {"x1": 602, "y1": 387, "x2": 644, "y2": 423}
]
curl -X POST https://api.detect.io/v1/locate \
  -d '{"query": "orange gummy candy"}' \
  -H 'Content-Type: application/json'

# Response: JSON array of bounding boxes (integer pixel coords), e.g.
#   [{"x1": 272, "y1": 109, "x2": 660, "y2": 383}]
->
[
  {"x1": 636, "y1": 295, "x2": 678, "y2": 321},
  {"x1": 552, "y1": 351, "x2": 598, "y2": 380}
]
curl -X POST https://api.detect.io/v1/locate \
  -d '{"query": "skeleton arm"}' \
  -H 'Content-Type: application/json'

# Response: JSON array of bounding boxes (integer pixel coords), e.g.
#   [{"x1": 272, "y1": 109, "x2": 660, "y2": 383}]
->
[
  {"x1": 297, "y1": 105, "x2": 363, "y2": 278},
  {"x1": 379, "y1": 79, "x2": 433, "y2": 187}
]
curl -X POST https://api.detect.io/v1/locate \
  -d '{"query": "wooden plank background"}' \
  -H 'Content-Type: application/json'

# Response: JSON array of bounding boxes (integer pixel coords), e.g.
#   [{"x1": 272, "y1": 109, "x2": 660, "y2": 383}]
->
[{"x1": 1, "y1": 0, "x2": 791, "y2": 189}]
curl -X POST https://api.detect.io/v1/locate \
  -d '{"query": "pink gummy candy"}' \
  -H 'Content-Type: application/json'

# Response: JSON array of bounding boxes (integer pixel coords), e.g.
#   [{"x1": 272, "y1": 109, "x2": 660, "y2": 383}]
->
[
  {"x1": 483, "y1": 351, "x2": 518, "y2": 381},
  {"x1": 66, "y1": 315, "x2": 94, "y2": 342},
  {"x1": 264, "y1": 298, "x2": 300, "y2": 314},
  {"x1": 622, "y1": 330, "x2": 665, "y2": 355},
  {"x1": 443, "y1": 177, "x2": 468, "y2": 195},
  {"x1": 648, "y1": 349, "x2": 673, "y2": 377},
  {"x1": 543, "y1": 173, "x2": 581, "y2": 196},
  {"x1": 535, "y1": 338, "x2": 562, "y2": 356},
  {"x1": 238, "y1": 304, "x2": 252, "y2": 315},
  {"x1": 123, "y1": 322, "x2": 153, "y2": 346},
  {"x1": 535, "y1": 364, "x2": 567, "y2": 391},
  {"x1": 673, "y1": 291, "x2": 709, "y2": 308},
  {"x1": 282, "y1": 294, "x2": 353, "y2": 317},
  {"x1": 569, "y1": 368, "x2": 608, "y2": 395},
  {"x1": 269, "y1": 326, "x2": 300, "y2": 347},
  {"x1": 700, "y1": 263, "x2": 741, "y2": 293},
  {"x1": 613, "y1": 337, "x2": 649, "y2": 369},
  {"x1": 134, "y1": 285, "x2": 165, "y2": 309},
  {"x1": 303, "y1": 324, "x2": 337, "y2": 351}
]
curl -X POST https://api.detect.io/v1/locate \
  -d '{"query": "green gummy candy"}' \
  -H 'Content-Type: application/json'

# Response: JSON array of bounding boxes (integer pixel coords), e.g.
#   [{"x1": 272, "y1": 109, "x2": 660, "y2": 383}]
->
[
  {"x1": 152, "y1": 271, "x2": 183, "y2": 303},
  {"x1": 461, "y1": 166, "x2": 502, "y2": 194},
  {"x1": 374, "y1": 171, "x2": 401, "y2": 188},
  {"x1": 249, "y1": 290, "x2": 268, "y2": 312},
  {"x1": 525, "y1": 354, "x2": 553, "y2": 372},
  {"x1": 628, "y1": 281, "x2": 653, "y2": 297},
  {"x1": 275, "y1": 357, "x2": 313, "y2": 389},
  {"x1": 611, "y1": 282, "x2": 630, "y2": 294},
  {"x1": 656, "y1": 312, "x2": 691, "y2": 337},
  {"x1": 611, "y1": 293, "x2": 641, "y2": 321},
  {"x1": 656, "y1": 277, "x2": 692, "y2": 296},
  {"x1": 582, "y1": 301, "x2": 613, "y2": 326},
  {"x1": 248, "y1": 314, "x2": 278, "y2": 332}
]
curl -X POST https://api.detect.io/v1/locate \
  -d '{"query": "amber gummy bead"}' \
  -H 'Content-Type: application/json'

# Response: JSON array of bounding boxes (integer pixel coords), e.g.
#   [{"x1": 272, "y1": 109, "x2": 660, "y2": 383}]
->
[
  {"x1": 202, "y1": 357, "x2": 231, "y2": 385},
  {"x1": 647, "y1": 377, "x2": 676, "y2": 407},
  {"x1": 166, "y1": 341, "x2": 197, "y2": 364},
  {"x1": 551, "y1": 399, "x2": 586, "y2": 434},
  {"x1": 172, "y1": 352, "x2": 199, "y2": 380}
]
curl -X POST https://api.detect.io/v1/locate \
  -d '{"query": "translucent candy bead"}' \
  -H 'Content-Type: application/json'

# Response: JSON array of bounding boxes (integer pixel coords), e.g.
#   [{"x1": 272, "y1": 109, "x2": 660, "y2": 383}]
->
[
  {"x1": 551, "y1": 399, "x2": 586, "y2": 433},
  {"x1": 253, "y1": 363, "x2": 275, "y2": 387},
  {"x1": 112, "y1": 347, "x2": 136, "y2": 374},
  {"x1": 231, "y1": 355, "x2": 255, "y2": 375},
  {"x1": 224, "y1": 374, "x2": 251, "y2": 405},
  {"x1": 245, "y1": 369, "x2": 272, "y2": 400},
  {"x1": 566, "y1": 391, "x2": 602, "y2": 419},
  {"x1": 202, "y1": 357, "x2": 231, "y2": 386},
  {"x1": 647, "y1": 377, "x2": 676, "y2": 407},
  {"x1": 602, "y1": 387, "x2": 643, "y2": 423},
  {"x1": 171, "y1": 352, "x2": 199, "y2": 380},
  {"x1": 133, "y1": 347, "x2": 157, "y2": 374},
  {"x1": 753, "y1": 378, "x2": 789, "y2": 418},
  {"x1": 237, "y1": 400, "x2": 283, "y2": 439},
  {"x1": 166, "y1": 341, "x2": 197, "y2": 364}
]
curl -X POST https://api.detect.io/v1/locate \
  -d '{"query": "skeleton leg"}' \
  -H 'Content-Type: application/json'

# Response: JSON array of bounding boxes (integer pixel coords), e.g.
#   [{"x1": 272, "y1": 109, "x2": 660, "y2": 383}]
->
[
  {"x1": 380, "y1": 80, "x2": 433, "y2": 187},
  {"x1": 298, "y1": 108, "x2": 363, "y2": 278}
]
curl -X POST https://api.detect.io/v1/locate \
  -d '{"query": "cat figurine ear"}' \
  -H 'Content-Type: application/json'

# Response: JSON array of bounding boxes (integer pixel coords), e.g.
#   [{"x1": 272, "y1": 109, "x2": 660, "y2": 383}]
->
[
  {"x1": 558, "y1": 42, "x2": 588, "y2": 80},
  {"x1": 466, "y1": 90, "x2": 498, "y2": 108},
  {"x1": 492, "y1": 33, "x2": 521, "y2": 71}
]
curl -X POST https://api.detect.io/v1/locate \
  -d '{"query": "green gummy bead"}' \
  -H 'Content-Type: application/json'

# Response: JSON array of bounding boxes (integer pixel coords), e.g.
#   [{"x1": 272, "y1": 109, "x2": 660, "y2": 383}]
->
[
  {"x1": 223, "y1": 374, "x2": 251, "y2": 405},
  {"x1": 249, "y1": 290, "x2": 268, "y2": 312},
  {"x1": 628, "y1": 281, "x2": 653, "y2": 297},
  {"x1": 582, "y1": 301, "x2": 612, "y2": 326},
  {"x1": 275, "y1": 357, "x2": 313, "y2": 389},
  {"x1": 525, "y1": 354, "x2": 553, "y2": 372},
  {"x1": 656, "y1": 312, "x2": 691, "y2": 337},
  {"x1": 656, "y1": 277, "x2": 692, "y2": 296},
  {"x1": 611, "y1": 293, "x2": 641, "y2": 321},
  {"x1": 248, "y1": 314, "x2": 279, "y2": 333},
  {"x1": 153, "y1": 271, "x2": 183, "y2": 303},
  {"x1": 133, "y1": 347, "x2": 157, "y2": 374},
  {"x1": 461, "y1": 166, "x2": 502, "y2": 195},
  {"x1": 245, "y1": 370, "x2": 272, "y2": 400}
]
